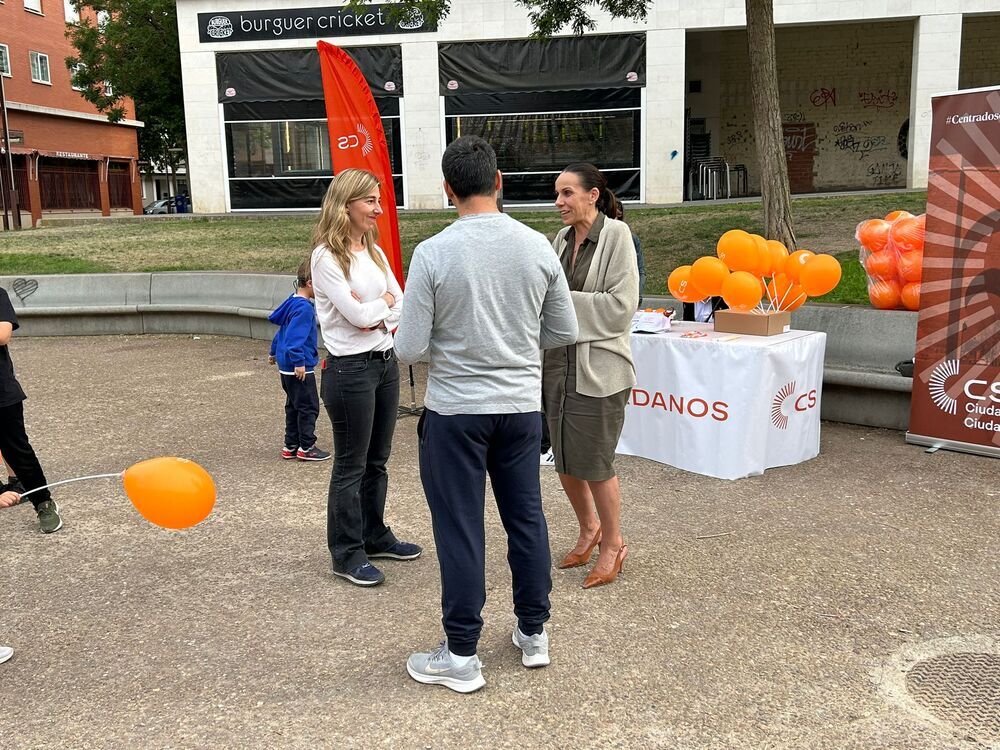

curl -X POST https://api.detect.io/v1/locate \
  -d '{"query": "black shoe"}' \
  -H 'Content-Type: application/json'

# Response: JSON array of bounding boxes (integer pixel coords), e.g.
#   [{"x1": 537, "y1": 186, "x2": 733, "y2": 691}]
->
[
  {"x1": 368, "y1": 541, "x2": 423, "y2": 561},
  {"x1": 332, "y1": 561, "x2": 385, "y2": 587},
  {"x1": 5, "y1": 476, "x2": 26, "y2": 494},
  {"x1": 297, "y1": 446, "x2": 331, "y2": 462},
  {"x1": 895, "y1": 359, "x2": 915, "y2": 378}
]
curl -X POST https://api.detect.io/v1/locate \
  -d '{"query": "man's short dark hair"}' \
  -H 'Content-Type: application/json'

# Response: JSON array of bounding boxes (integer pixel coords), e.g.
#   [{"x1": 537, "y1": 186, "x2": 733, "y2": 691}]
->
[{"x1": 441, "y1": 136, "x2": 497, "y2": 200}]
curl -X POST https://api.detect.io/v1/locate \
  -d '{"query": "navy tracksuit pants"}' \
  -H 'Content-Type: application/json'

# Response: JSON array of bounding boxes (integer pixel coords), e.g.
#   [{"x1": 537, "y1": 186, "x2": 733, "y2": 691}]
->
[{"x1": 418, "y1": 409, "x2": 552, "y2": 657}]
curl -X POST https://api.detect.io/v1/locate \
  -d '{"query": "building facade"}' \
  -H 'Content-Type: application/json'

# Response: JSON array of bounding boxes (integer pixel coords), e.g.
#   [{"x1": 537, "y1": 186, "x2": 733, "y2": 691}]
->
[
  {"x1": 174, "y1": 0, "x2": 1000, "y2": 213},
  {"x1": 1, "y1": 0, "x2": 143, "y2": 226}
]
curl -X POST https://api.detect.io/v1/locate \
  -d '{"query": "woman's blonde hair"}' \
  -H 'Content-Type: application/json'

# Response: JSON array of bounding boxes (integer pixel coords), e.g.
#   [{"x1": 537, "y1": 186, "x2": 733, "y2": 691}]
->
[{"x1": 312, "y1": 168, "x2": 389, "y2": 279}]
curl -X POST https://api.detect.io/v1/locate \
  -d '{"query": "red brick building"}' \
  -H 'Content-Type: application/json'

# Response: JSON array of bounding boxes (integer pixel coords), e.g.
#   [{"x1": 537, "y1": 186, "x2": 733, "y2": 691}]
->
[{"x1": 1, "y1": 0, "x2": 143, "y2": 225}]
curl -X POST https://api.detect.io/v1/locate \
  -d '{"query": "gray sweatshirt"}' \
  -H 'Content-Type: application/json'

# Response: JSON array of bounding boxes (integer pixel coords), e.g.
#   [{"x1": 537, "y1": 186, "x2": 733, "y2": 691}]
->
[{"x1": 395, "y1": 211, "x2": 578, "y2": 415}]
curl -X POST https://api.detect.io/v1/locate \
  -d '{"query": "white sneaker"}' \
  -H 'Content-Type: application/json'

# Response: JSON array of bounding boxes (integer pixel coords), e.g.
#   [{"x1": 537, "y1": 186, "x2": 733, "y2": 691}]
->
[
  {"x1": 539, "y1": 450, "x2": 556, "y2": 467},
  {"x1": 0, "y1": 646, "x2": 13, "y2": 664},
  {"x1": 512, "y1": 626, "x2": 550, "y2": 668}
]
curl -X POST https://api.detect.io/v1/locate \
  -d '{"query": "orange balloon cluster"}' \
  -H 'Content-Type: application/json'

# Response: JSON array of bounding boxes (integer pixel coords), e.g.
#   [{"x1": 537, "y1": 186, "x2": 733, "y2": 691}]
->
[
  {"x1": 856, "y1": 210, "x2": 926, "y2": 311},
  {"x1": 667, "y1": 229, "x2": 842, "y2": 313}
]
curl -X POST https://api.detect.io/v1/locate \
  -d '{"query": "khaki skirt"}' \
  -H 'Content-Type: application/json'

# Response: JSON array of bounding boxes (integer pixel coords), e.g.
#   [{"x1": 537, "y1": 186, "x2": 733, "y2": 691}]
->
[{"x1": 542, "y1": 345, "x2": 630, "y2": 482}]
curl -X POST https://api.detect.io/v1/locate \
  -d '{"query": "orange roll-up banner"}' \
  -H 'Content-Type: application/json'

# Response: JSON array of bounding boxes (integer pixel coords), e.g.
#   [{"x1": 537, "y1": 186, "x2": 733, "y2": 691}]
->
[
  {"x1": 317, "y1": 40, "x2": 404, "y2": 285},
  {"x1": 906, "y1": 85, "x2": 1000, "y2": 458}
]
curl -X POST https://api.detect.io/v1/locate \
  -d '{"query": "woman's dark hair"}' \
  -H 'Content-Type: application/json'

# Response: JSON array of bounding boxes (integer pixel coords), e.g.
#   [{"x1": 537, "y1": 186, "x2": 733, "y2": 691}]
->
[{"x1": 562, "y1": 162, "x2": 617, "y2": 217}]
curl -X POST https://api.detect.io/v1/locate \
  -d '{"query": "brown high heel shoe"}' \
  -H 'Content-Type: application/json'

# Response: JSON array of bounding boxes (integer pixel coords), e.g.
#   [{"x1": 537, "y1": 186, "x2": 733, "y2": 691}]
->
[
  {"x1": 582, "y1": 544, "x2": 628, "y2": 589},
  {"x1": 557, "y1": 528, "x2": 602, "y2": 569}
]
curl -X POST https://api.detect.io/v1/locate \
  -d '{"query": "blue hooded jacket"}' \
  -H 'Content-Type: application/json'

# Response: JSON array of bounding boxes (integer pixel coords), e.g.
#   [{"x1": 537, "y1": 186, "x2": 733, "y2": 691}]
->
[{"x1": 268, "y1": 294, "x2": 319, "y2": 371}]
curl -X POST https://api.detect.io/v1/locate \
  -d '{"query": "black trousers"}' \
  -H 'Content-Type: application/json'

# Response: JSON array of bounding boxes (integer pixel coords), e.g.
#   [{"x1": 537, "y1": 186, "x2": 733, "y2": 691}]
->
[
  {"x1": 279, "y1": 372, "x2": 319, "y2": 450},
  {"x1": 418, "y1": 409, "x2": 552, "y2": 657},
  {"x1": 321, "y1": 351, "x2": 400, "y2": 573},
  {"x1": 0, "y1": 400, "x2": 50, "y2": 508}
]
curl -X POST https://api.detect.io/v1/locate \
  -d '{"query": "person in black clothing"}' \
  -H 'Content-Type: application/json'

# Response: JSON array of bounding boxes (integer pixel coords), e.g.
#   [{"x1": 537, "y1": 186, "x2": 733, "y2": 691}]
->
[
  {"x1": 682, "y1": 296, "x2": 728, "y2": 323},
  {"x1": 0, "y1": 287, "x2": 62, "y2": 533}
]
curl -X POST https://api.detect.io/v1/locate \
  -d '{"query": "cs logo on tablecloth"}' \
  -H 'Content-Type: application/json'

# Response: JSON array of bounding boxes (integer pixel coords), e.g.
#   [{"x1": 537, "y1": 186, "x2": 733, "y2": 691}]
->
[{"x1": 771, "y1": 381, "x2": 817, "y2": 429}]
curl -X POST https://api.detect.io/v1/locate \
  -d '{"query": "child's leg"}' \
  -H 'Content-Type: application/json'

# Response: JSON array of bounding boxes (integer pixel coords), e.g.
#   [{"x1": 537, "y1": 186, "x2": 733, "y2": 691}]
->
[
  {"x1": 296, "y1": 373, "x2": 320, "y2": 451},
  {"x1": 0, "y1": 401, "x2": 51, "y2": 509},
  {"x1": 279, "y1": 374, "x2": 300, "y2": 450}
]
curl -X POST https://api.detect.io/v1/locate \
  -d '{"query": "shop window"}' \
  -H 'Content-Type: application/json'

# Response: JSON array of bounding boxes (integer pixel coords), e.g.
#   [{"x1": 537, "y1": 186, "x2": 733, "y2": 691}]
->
[
  {"x1": 217, "y1": 47, "x2": 405, "y2": 211},
  {"x1": 29, "y1": 51, "x2": 50, "y2": 84},
  {"x1": 23, "y1": 0, "x2": 42, "y2": 12},
  {"x1": 444, "y1": 95, "x2": 642, "y2": 203},
  {"x1": 0, "y1": 45, "x2": 10, "y2": 77}
]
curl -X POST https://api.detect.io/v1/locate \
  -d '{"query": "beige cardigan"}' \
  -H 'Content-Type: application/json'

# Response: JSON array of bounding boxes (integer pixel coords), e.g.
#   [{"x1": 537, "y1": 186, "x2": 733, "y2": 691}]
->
[{"x1": 551, "y1": 216, "x2": 640, "y2": 398}]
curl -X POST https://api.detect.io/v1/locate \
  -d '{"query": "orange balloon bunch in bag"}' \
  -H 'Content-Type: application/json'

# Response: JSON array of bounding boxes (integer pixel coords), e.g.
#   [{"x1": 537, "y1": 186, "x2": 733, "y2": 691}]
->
[
  {"x1": 667, "y1": 229, "x2": 842, "y2": 314},
  {"x1": 856, "y1": 211, "x2": 926, "y2": 310}
]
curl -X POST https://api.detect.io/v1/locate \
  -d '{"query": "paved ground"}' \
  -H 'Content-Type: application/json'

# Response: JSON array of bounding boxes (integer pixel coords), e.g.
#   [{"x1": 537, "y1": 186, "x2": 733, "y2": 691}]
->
[{"x1": 1, "y1": 335, "x2": 997, "y2": 749}]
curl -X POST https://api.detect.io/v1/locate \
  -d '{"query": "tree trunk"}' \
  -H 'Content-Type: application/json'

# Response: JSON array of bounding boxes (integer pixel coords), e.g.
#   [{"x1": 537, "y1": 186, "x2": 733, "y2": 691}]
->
[{"x1": 746, "y1": 0, "x2": 796, "y2": 248}]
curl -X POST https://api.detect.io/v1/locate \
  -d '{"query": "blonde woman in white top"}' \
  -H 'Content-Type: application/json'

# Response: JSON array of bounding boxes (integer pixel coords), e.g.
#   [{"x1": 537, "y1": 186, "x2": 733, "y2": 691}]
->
[{"x1": 311, "y1": 169, "x2": 422, "y2": 587}]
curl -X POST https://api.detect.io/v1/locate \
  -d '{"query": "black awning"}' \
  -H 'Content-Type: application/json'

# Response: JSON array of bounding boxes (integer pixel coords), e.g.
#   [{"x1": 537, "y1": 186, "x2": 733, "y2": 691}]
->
[
  {"x1": 438, "y1": 33, "x2": 645, "y2": 96},
  {"x1": 217, "y1": 45, "x2": 402, "y2": 103}
]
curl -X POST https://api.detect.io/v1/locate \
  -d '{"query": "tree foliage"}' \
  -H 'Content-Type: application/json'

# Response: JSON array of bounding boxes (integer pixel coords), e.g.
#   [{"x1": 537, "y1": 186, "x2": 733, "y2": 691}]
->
[{"x1": 65, "y1": 0, "x2": 186, "y2": 178}]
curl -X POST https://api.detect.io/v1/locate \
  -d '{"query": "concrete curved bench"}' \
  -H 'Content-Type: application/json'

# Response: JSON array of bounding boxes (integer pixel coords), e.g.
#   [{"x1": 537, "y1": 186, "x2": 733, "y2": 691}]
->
[
  {"x1": 3, "y1": 275, "x2": 917, "y2": 429},
  {"x1": 1, "y1": 272, "x2": 294, "y2": 340}
]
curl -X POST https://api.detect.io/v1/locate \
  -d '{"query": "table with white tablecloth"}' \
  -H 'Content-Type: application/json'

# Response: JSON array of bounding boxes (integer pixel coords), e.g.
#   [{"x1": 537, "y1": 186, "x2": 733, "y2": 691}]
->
[{"x1": 616, "y1": 321, "x2": 827, "y2": 480}]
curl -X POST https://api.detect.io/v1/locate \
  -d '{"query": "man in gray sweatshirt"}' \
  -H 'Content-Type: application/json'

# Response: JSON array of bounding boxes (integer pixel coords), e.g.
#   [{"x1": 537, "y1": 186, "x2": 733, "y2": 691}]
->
[{"x1": 395, "y1": 136, "x2": 578, "y2": 693}]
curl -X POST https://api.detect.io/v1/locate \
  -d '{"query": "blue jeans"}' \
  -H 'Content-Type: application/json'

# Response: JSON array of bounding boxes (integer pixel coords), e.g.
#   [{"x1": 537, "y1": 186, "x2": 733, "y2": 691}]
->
[
  {"x1": 322, "y1": 350, "x2": 400, "y2": 573},
  {"x1": 418, "y1": 409, "x2": 552, "y2": 656}
]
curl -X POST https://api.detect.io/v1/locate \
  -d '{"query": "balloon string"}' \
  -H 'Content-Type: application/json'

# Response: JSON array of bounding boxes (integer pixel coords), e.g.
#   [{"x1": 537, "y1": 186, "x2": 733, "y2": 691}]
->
[{"x1": 17, "y1": 472, "x2": 124, "y2": 498}]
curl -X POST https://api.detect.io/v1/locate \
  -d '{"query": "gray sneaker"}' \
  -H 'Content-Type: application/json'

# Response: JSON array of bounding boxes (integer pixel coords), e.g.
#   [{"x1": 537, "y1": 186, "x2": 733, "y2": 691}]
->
[
  {"x1": 36, "y1": 500, "x2": 62, "y2": 534},
  {"x1": 406, "y1": 641, "x2": 485, "y2": 693},
  {"x1": 512, "y1": 626, "x2": 550, "y2": 668}
]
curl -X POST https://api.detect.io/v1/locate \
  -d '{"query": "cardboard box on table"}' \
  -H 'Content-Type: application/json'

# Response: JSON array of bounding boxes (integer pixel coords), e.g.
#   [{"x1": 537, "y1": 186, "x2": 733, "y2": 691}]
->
[{"x1": 713, "y1": 310, "x2": 791, "y2": 336}]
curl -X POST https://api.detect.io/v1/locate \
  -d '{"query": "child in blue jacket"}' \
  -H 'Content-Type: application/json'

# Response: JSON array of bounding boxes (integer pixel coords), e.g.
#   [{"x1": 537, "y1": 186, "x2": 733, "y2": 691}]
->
[{"x1": 268, "y1": 259, "x2": 330, "y2": 462}]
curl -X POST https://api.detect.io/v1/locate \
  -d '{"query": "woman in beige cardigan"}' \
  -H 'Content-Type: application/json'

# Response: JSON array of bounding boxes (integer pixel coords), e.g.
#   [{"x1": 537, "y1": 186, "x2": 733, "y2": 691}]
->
[{"x1": 542, "y1": 163, "x2": 639, "y2": 589}]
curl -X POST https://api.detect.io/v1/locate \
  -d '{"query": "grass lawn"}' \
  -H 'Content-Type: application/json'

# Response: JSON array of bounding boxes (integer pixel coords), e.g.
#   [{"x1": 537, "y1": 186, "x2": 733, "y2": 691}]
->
[{"x1": 0, "y1": 191, "x2": 927, "y2": 304}]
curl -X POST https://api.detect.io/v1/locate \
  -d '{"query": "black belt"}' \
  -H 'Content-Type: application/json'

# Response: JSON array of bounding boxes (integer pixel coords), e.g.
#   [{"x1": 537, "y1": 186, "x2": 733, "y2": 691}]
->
[{"x1": 329, "y1": 348, "x2": 394, "y2": 362}]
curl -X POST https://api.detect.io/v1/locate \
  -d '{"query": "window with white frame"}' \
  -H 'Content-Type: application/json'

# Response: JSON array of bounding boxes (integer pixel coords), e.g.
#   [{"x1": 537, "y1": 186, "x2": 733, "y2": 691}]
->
[
  {"x1": 24, "y1": 0, "x2": 42, "y2": 13},
  {"x1": 103, "y1": 80, "x2": 113, "y2": 97},
  {"x1": 0, "y1": 45, "x2": 10, "y2": 77},
  {"x1": 96, "y1": 9, "x2": 109, "y2": 26},
  {"x1": 29, "y1": 51, "x2": 50, "y2": 84},
  {"x1": 63, "y1": 0, "x2": 79, "y2": 23},
  {"x1": 70, "y1": 62, "x2": 85, "y2": 90}
]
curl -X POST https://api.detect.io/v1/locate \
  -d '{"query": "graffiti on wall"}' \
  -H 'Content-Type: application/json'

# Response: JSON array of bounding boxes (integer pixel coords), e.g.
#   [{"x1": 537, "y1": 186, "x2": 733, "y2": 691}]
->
[
  {"x1": 9, "y1": 278, "x2": 39, "y2": 303},
  {"x1": 834, "y1": 133, "x2": 889, "y2": 160},
  {"x1": 810, "y1": 87, "x2": 838, "y2": 108},
  {"x1": 858, "y1": 89, "x2": 899, "y2": 110},
  {"x1": 867, "y1": 160, "x2": 903, "y2": 186}
]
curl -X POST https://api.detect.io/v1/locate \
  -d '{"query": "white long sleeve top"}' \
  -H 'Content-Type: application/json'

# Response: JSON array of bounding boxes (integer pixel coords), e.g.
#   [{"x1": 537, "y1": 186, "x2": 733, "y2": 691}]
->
[{"x1": 310, "y1": 243, "x2": 403, "y2": 356}]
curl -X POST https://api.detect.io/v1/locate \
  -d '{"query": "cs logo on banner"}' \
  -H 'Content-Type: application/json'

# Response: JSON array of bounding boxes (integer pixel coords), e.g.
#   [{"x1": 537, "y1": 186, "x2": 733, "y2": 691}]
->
[
  {"x1": 771, "y1": 381, "x2": 817, "y2": 430},
  {"x1": 337, "y1": 124, "x2": 374, "y2": 156}
]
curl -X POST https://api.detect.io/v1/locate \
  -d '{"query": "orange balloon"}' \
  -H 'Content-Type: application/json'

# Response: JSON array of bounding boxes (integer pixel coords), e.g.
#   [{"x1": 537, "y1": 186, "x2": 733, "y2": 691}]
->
[
  {"x1": 783, "y1": 289, "x2": 808, "y2": 311},
  {"x1": 898, "y1": 251, "x2": 923, "y2": 283},
  {"x1": 690, "y1": 256, "x2": 731, "y2": 296},
  {"x1": 764, "y1": 240, "x2": 789, "y2": 278},
  {"x1": 864, "y1": 250, "x2": 897, "y2": 280},
  {"x1": 667, "y1": 265, "x2": 706, "y2": 303},
  {"x1": 889, "y1": 214, "x2": 925, "y2": 254},
  {"x1": 721, "y1": 270, "x2": 764, "y2": 311},
  {"x1": 122, "y1": 457, "x2": 216, "y2": 530},
  {"x1": 748, "y1": 234, "x2": 769, "y2": 274},
  {"x1": 766, "y1": 273, "x2": 792, "y2": 306},
  {"x1": 901, "y1": 282, "x2": 921, "y2": 311},
  {"x1": 869, "y1": 278, "x2": 902, "y2": 310},
  {"x1": 857, "y1": 219, "x2": 891, "y2": 253},
  {"x1": 885, "y1": 210, "x2": 913, "y2": 222},
  {"x1": 799, "y1": 254, "x2": 842, "y2": 297},
  {"x1": 716, "y1": 229, "x2": 759, "y2": 273},
  {"x1": 784, "y1": 250, "x2": 815, "y2": 283}
]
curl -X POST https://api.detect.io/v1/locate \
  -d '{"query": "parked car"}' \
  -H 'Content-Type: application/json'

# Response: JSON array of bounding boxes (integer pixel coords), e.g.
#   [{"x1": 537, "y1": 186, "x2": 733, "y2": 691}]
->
[{"x1": 144, "y1": 197, "x2": 176, "y2": 214}]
